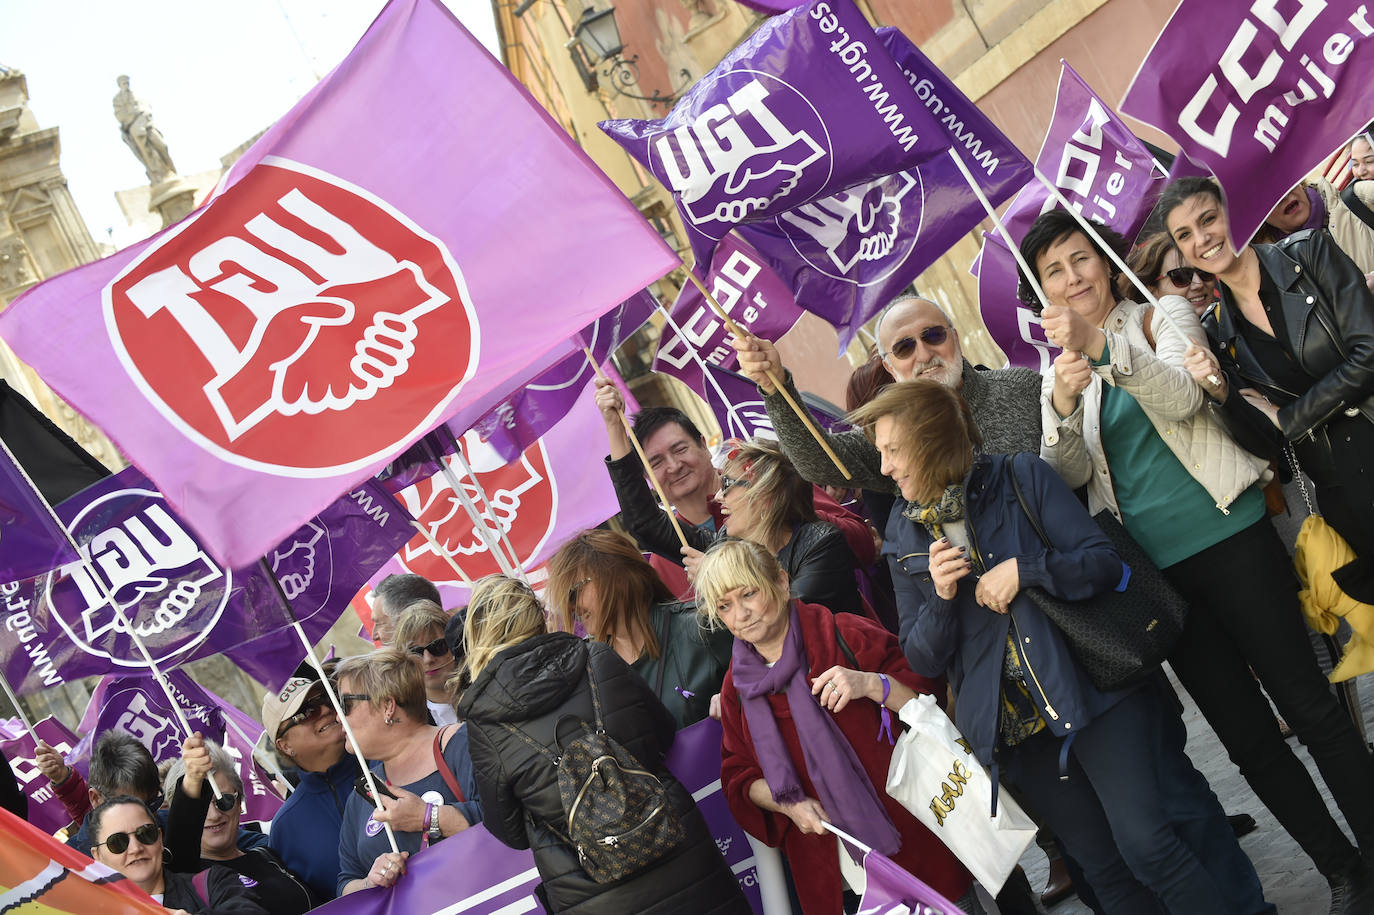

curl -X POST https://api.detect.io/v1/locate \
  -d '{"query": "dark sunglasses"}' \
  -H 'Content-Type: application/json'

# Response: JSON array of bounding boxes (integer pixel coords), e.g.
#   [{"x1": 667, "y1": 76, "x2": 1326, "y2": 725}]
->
[
  {"x1": 719, "y1": 474, "x2": 750, "y2": 495},
  {"x1": 1158, "y1": 266, "x2": 1214, "y2": 287},
  {"x1": 338, "y1": 693, "x2": 372, "y2": 716},
  {"x1": 95, "y1": 822, "x2": 161, "y2": 854},
  {"x1": 212, "y1": 791, "x2": 243, "y2": 813},
  {"x1": 885, "y1": 325, "x2": 951, "y2": 360},
  {"x1": 276, "y1": 697, "x2": 327, "y2": 738},
  {"x1": 409, "y1": 637, "x2": 451, "y2": 658}
]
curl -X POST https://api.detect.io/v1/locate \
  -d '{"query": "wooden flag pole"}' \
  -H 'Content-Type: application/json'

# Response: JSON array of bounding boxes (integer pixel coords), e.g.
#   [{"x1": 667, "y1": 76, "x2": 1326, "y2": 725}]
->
[
  {"x1": 581, "y1": 347, "x2": 690, "y2": 551},
  {"x1": 682, "y1": 267, "x2": 851, "y2": 480},
  {"x1": 259, "y1": 559, "x2": 400, "y2": 854},
  {"x1": 655, "y1": 304, "x2": 750, "y2": 440}
]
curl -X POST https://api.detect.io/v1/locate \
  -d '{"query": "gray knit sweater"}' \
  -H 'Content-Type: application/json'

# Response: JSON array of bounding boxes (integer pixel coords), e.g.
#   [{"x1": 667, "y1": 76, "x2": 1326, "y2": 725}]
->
[{"x1": 762, "y1": 359, "x2": 1044, "y2": 494}]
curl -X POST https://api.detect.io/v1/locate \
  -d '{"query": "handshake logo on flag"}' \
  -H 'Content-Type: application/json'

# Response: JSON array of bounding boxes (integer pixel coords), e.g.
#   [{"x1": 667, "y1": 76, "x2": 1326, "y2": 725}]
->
[
  {"x1": 55, "y1": 488, "x2": 230, "y2": 666},
  {"x1": 776, "y1": 170, "x2": 920, "y2": 276},
  {"x1": 105, "y1": 157, "x2": 479, "y2": 474},
  {"x1": 652, "y1": 77, "x2": 828, "y2": 233},
  {"x1": 395, "y1": 433, "x2": 557, "y2": 587}
]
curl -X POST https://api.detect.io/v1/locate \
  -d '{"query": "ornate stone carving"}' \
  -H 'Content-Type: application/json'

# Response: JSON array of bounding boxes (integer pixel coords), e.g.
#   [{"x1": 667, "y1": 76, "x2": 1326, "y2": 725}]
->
[{"x1": 0, "y1": 235, "x2": 34, "y2": 288}]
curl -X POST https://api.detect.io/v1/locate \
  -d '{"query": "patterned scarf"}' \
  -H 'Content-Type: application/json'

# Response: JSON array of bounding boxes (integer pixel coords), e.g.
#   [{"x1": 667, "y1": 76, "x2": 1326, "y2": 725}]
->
[{"x1": 902, "y1": 483, "x2": 966, "y2": 540}]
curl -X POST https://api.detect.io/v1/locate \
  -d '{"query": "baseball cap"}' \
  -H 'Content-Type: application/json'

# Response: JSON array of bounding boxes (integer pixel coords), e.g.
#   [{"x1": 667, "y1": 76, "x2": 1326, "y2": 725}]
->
[{"x1": 261, "y1": 677, "x2": 325, "y2": 739}]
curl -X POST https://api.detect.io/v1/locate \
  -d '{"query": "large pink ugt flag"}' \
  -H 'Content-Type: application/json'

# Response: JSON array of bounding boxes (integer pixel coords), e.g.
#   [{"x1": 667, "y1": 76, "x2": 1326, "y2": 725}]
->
[{"x1": 0, "y1": 0, "x2": 678, "y2": 569}]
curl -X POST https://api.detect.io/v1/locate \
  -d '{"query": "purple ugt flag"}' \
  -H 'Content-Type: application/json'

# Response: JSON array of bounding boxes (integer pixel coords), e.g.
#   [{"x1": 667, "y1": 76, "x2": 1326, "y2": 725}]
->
[
  {"x1": 2, "y1": 717, "x2": 82, "y2": 835},
  {"x1": 0, "y1": 468, "x2": 411, "y2": 695},
  {"x1": 653, "y1": 234, "x2": 804, "y2": 399},
  {"x1": 77, "y1": 671, "x2": 285, "y2": 824},
  {"x1": 1122, "y1": 0, "x2": 1374, "y2": 247},
  {"x1": 737, "y1": 27, "x2": 1033, "y2": 352},
  {"x1": 222, "y1": 479, "x2": 416, "y2": 691},
  {"x1": 0, "y1": 442, "x2": 77, "y2": 584},
  {"x1": 469, "y1": 291, "x2": 658, "y2": 463},
  {"x1": 600, "y1": 0, "x2": 950, "y2": 272},
  {"x1": 977, "y1": 61, "x2": 1164, "y2": 371},
  {"x1": 704, "y1": 364, "x2": 850, "y2": 445},
  {"x1": 0, "y1": 0, "x2": 677, "y2": 571}
]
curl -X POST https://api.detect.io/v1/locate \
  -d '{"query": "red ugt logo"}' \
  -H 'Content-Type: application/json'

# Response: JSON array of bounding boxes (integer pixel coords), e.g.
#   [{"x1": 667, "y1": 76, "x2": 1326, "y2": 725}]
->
[{"x1": 105, "y1": 157, "x2": 479, "y2": 475}]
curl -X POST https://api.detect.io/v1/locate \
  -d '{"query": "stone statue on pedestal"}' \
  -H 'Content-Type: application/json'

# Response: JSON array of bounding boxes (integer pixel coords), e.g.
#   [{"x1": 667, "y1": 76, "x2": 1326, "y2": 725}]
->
[{"x1": 112, "y1": 75, "x2": 177, "y2": 184}]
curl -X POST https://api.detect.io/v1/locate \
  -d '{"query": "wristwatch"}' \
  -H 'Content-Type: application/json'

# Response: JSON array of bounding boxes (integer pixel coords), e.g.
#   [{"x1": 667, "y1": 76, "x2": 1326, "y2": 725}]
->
[{"x1": 427, "y1": 803, "x2": 442, "y2": 843}]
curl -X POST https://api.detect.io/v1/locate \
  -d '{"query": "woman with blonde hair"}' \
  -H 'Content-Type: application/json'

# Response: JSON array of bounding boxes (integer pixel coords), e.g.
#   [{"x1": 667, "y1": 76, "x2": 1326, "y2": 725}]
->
[
  {"x1": 547, "y1": 529, "x2": 732, "y2": 727},
  {"x1": 458, "y1": 575, "x2": 749, "y2": 915},
  {"x1": 333, "y1": 648, "x2": 481, "y2": 896},
  {"x1": 390, "y1": 600, "x2": 459, "y2": 726},
  {"x1": 701, "y1": 538, "x2": 973, "y2": 914}
]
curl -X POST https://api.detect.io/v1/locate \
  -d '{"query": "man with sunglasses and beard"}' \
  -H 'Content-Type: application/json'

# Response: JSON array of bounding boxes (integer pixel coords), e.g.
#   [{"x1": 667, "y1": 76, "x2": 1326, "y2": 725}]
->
[
  {"x1": 732, "y1": 296, "x2": 1044, "y2": 496},
  {"x1": 263, "y1": 676, "x2": 361, "y2": 902}
]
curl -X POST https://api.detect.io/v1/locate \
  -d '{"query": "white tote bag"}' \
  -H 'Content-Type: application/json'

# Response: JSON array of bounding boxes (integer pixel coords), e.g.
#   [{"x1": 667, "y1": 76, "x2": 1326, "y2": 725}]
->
[{"x1": 885, "y1": 694, "x2": 1037, "y2": 894}]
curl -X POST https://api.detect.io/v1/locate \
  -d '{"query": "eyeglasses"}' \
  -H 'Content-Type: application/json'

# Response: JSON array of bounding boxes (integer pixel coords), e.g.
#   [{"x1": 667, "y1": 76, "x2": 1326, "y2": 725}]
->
[
  {"x1": 212, "y1": 791, "x2": 243, "y2": 813},
  {"x1": 276, "y1": 697, "x2": 327, "y2": 739},
  {"x1": 408, "y1": 637, "x2": 451, "y2": 658},
  {"x1": 146, "y1": 790, "x2": 165, "y2": 813},
  {"x1": 337, "y1": 693, "x2": 372, "y2": 716},
  {"x1": 94, "y1": 822, "x2": 161, "y2": 854},
  {"x1": 1158, "y1": 266, "x2": 1214, "y2": 287},
  {"x1": 719, "y1": 474, "x2": 750, "y2": 495},
  {"x1": 884, "y1": 325, "x2": 951, "y2": 360}
]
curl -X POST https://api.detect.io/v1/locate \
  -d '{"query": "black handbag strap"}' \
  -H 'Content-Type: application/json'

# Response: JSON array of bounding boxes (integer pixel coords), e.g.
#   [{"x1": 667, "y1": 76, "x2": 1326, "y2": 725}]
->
[
  {"x1": 1007, "y1": 453, "x2": 1052, "y2": 549},
  {"x1": 1342, "y1": 183, "x2": 1374, "y2": 230},
  {"x1": 653, "y1": 606, "x2": 672, "y2": 698}
]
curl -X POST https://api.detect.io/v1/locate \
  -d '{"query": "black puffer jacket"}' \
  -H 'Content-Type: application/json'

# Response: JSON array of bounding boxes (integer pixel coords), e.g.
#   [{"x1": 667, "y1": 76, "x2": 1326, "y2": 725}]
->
[{"x1": 458, "y1": 633, "x2": 750, "y2": 915}]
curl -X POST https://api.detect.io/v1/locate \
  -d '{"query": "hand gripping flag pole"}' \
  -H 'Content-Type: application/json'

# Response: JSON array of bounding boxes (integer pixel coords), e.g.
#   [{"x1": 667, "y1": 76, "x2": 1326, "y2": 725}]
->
[
  {"x1": 1026, "y1": 167, "x2": 1219, "y2": 386},
  {"x1": 258, "y1": 558, "x2": 400, "y2": 854},
  {"x1": 683, "y1": 265, "x2": 852, "y2": 481},
  {"x1": 0, "y1": 439, "x2": 227, "y2": 801},
  {"x1": 581, "y1": 346, "x2": 690, "y2": 551}
]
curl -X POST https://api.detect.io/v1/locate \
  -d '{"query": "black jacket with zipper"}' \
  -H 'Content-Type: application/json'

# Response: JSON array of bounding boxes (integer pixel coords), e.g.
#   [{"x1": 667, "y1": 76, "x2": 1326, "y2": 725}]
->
[
  {"x1": 1207, "y1": 229, "x2": 1374, "y2": 459},
  {"x1": 457, "y1": 633, "x2": 749, "y2": 915}
]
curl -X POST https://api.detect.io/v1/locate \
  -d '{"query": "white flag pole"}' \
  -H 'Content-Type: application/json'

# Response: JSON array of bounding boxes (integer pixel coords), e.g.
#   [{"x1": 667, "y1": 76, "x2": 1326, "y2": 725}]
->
[
  {"x1": 421, "y1": 437, "x2": 521, "y2": 580},
  {"x1": 259, "y1": 559, "x2": 399, "y2": 854}
]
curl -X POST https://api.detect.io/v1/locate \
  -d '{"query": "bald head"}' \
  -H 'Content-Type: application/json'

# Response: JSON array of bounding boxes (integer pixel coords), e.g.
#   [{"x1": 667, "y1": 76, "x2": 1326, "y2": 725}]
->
[{"x1": 876, "y1": 297, "x2": 963, "y2": 387}]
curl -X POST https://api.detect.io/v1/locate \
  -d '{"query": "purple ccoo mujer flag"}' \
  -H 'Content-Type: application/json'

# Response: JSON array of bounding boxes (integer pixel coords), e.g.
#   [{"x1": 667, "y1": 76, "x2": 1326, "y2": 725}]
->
[
  {"x1": 653, "y1": 234, "x2": 805, "y2": 399},
  {"x1": 977, "y1": 61, "x2": 1164, "y2": 370},
  {"x1": 1122, "y1": 0, "x2": 1374, "y2": 246},
  {"x1": 736, "y1": 27, "x2": 1033, "y2": 351},
  {"x1": 0, "y1": 0, "x2": 677, "y2": 569},
  {"x1": 600, "y1": 0, "x2": 950, "y2": 272}
]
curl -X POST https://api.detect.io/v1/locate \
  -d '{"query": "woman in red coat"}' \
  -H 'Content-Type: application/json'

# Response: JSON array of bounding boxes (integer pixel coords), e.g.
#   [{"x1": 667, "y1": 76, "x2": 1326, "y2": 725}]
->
[{"x1": 696, "y1": 539, "x2": 974, "y2": 915}]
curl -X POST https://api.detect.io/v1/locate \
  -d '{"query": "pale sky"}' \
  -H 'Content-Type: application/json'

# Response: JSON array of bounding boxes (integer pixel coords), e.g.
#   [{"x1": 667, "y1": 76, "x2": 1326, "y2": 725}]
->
[{"x1": 0, "y1": 0, "x2": 500, "y2": 248}]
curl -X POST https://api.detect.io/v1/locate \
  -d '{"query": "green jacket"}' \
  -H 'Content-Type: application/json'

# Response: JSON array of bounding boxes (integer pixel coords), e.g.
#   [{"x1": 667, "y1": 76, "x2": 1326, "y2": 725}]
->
[{"x1": 631, "y1": 601, "x2": 734, "y2": 729}]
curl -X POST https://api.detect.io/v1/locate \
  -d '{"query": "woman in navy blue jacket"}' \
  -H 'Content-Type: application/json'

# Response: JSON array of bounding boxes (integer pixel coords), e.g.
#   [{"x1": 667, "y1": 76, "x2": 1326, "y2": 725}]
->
[{"x1": 852, "y1": 379, "x2": 1252, "y2": 915}]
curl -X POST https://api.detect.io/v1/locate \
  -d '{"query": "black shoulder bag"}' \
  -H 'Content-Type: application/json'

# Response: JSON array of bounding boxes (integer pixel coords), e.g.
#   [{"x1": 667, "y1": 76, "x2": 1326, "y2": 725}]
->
[{"x1": 1008, "y1": 454, "x2": 1189, "y2": 692}]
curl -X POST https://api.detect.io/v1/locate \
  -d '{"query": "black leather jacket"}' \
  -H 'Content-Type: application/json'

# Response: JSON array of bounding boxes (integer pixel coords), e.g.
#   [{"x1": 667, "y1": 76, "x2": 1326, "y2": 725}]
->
[
  {"x1": 1207, "y1": 230, "x2": 1374, "y2": 459},
  {"x1": 458, "y1": 634, "x2": 748, "y2": 915}
]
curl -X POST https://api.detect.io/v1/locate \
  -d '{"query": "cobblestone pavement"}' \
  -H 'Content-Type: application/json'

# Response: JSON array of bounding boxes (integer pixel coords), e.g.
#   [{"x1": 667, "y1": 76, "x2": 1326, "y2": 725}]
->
[{"x1": 1002, "y1": 669, "x2": 1374, "y2": 915}]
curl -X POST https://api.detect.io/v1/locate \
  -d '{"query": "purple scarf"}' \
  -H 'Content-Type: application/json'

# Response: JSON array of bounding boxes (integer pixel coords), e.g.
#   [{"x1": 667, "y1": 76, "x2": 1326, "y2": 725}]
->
[
  {"x1": 731, "y1": 603, "x2": 901, "y2": 857},
  {"x1": 1302, "y1": 185, "x2": 1326, "y2": 232}
]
